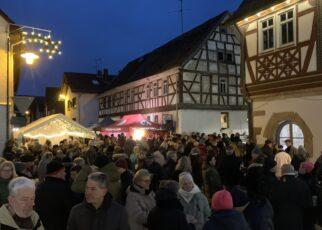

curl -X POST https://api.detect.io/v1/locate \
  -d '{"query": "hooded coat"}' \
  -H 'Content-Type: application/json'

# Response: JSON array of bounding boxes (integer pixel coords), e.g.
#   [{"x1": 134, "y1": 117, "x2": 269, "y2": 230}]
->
[
  {"x1": 147, "y1": 188, "x2": 189, "y2": 230},
  {"x1": 67, "y1": 193, "x2": 129, "y2": 230},
  {"x1": 0, "y1": 204, "x2": 44, "y2": 230}
]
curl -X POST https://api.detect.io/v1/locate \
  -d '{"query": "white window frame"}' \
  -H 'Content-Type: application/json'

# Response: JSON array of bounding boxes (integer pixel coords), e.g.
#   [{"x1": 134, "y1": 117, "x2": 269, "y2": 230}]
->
[
  {"x1": 258, "y1": 6, "x2": 296, "y2": 54},
  {"x1": 277, "y1": 7, "x2": 296, "y2": 47},
  {"x1": 259, "y1": 16, "x2": 276, "y2": 53}
]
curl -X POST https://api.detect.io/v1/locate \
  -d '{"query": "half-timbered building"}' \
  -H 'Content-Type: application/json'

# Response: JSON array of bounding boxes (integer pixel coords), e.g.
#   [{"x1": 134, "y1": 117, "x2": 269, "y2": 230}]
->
[
  {"x1": 99, "y1": 11, "x2": 248, "y2": 134},
  {"x1": 226, "y1": 0, "x2": 322, "y2": 159}
]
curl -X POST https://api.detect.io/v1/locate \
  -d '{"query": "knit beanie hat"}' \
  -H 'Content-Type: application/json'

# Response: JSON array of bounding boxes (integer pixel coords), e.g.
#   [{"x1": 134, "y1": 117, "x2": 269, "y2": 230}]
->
[
  {"x1": 301, "y1": 161, "x2": 314, "y2": 174},
  {"x1": 281, "y1": 164, "x2": 295, "y2": 176},
  {"x1": 46, "y1": 160, "x2": 64, "y2": 175},
  {"x1": 211, "y1": 189, "x2": 233, "y2": 211}
]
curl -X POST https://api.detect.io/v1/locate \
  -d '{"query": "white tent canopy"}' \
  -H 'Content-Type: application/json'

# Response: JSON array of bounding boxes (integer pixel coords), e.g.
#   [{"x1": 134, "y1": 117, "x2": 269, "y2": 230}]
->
[{"x1": 14, "y1": 114, "x2": 95, "y2": 144}]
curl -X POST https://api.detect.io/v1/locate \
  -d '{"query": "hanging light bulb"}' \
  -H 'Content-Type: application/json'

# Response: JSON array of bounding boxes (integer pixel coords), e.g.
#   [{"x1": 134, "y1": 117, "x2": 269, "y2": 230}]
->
[
  {"x1": 58, "y1": 41, "x2": 62, "y2": 45},
  {"x1": 38, "y1": 33, "x2": 42, "y2": 37},
  {"x1": 48, "y1": 55, "x2": 53, "y2": 59},
  {"x1": 31, "y1": 31, "x2": 35, "y2": 35},
  {"x1": 39, "y1": 48, "x2": 44, "y2": 53},
  {"x1": 58, "y1": 51, "x2": 62, "y2": 55},
  {"x1": 46, "y1": 49, "x2": 50, "y2": 53},
  {"x1": 22, "y1": 31, "x2": 28, "y2": 35}
]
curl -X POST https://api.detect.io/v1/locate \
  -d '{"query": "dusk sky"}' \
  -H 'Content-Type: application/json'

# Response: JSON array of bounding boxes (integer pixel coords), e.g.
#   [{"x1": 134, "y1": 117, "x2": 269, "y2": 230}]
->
[{"x1": 1, "y1": 0, "x2": 241, "y2": 96}]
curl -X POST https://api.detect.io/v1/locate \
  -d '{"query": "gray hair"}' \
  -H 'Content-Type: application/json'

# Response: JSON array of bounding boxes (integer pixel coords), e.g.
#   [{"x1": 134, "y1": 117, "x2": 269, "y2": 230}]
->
[
  {"x1": 73, "y1": 157, "x2": 85, "y2": 166},
  {"x1": 8, "y1": 177, "x2": 35, "y2": 197},
  {"x1": 133, "y1": 169, "x2": 151, "y2": 184},
  {"x1": 88, "y1": 172, "x2": 108, "y2": 189}
]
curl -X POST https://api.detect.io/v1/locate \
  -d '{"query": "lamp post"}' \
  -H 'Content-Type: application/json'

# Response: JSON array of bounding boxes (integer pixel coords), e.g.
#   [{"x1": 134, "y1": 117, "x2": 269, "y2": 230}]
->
[{"x1": 5, "y1": 24, "x2": 62, "y2": 141}]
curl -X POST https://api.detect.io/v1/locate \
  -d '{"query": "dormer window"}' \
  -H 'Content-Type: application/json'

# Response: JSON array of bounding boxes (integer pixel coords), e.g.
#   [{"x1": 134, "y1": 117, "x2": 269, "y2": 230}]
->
[{"x1": 261, "y1": 17, "x2": 274, "y2": 50}]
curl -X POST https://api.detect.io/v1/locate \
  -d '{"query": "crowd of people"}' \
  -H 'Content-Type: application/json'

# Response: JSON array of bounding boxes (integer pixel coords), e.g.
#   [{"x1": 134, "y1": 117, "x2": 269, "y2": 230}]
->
[{"x1": 0, "y1": 132, "x2": 322, "y2": 230}]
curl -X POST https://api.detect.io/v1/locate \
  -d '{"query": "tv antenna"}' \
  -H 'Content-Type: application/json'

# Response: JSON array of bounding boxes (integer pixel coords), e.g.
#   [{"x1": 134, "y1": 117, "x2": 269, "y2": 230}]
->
[
  {"x1": 169, "y1": 0, "x2": 189, "y2": 34},
  {"x1": 179, "y1": 0, "x2": 184, "y2": 33},
  {"x1": 93, "y1": 58, "x2": 102, "y2": 72}
]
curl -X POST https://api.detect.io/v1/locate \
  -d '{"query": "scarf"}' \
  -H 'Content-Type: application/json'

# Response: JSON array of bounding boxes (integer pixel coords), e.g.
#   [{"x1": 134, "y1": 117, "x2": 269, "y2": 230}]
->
[{"x1": 179, "y1": 184, "x2": 200, "y2": 203}]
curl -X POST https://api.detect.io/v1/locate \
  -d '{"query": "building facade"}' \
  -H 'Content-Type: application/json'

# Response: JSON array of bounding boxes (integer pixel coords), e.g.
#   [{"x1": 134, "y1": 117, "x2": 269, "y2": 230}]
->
[
  {"x1": 59, "y1": 72, "x2": 109, "y2": 127},
  {"x1": 0, "y1": 10, "x2": 19, "y2": 152},
  {"x1": 45, "y1": 87, "x2": 64, "y2": 116},
  {"x1": 99, "y1": 12, "x2": 248, "y2": 134},
  {"x1": 227, "y1": 0, "x2": 322, "y2": 159}
]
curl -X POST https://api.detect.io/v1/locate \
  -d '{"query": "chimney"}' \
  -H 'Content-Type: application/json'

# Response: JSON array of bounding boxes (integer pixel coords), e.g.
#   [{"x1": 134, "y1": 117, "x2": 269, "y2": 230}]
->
[{"x1": 103, "y1": 68, "x2": 109, "y2": 82}]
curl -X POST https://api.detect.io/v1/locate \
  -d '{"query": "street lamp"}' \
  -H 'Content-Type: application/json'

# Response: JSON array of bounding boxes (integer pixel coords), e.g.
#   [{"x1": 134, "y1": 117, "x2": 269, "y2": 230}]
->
[
  {"x1": 20, "y1": 52, "x2": 39, "y2": 65},
  {"x1": 6, "y1": 24, "x2": 62, "y2": 140}
]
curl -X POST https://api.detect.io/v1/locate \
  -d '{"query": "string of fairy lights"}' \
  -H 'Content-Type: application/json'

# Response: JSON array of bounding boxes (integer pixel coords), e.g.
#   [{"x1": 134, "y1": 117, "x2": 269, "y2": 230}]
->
[{"x1": 20, "y1": 29, "x2": 62, "y2": 60}]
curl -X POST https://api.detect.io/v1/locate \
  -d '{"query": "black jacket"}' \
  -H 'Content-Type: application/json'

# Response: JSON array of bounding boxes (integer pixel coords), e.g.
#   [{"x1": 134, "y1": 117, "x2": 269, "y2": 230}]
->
[
  {"x1": 269, "y1": 176, "x2": 312, "y2": 230},
  {"x1": 35, "y1": 176, "x2": 73, "y2": 230},
  {"x1": 67, "y1": 193, "x2": 130, "y2": 230},
  {"x1": 203, "y1": 210, "x2": 250, "y2": 230},
  {"x1": 218, "y1": 154, "x2": 242, "y2": 188},
  {"x1": 243, "y1": 196, "x2": 274, "y2": 230},
  {"x1": 147, "y1": 189, "x2": 189, "y2": 230}
]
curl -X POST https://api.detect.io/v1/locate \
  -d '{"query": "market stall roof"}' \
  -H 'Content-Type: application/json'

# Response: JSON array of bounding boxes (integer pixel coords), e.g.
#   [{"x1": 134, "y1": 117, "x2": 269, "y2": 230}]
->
[
  {"x1": 102, "y1": 114, "x2": 162, "y2": 133},
  {"x1": 15, "y1": 113, "x2": 95, "y2": 140},
  {"x1": 92, "y1": 117, "x2": 115, "y2": 131}
]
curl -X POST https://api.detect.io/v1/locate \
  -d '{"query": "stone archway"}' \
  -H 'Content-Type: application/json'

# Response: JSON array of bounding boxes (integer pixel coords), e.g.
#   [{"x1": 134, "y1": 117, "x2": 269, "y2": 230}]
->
[{"x1": 263, "y1": 112, "x2": 313, "y2": 156}]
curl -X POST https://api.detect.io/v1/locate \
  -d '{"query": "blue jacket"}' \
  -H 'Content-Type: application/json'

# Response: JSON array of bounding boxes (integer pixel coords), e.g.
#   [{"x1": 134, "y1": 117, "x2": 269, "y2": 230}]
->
[{"x1": 203, "y1": 210, "x2": 250, "y2": 230}]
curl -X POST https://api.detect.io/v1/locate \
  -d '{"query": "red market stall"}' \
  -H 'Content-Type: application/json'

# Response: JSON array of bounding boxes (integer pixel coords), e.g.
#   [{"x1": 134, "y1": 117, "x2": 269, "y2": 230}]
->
[{"x1": 100, "y1": 114, "x2": 163, "y2": 140}]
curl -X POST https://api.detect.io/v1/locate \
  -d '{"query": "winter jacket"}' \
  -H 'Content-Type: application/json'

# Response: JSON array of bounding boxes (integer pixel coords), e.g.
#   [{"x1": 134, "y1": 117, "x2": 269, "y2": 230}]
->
[
  {"x1": 203, "y1": 165, "x2": 222, "y2": 201},
  {"x1": 120, "y1": 170, "x2": 133, "y2": 205},
  {"x1": 203, "y1": 210, "x2": 250, "y2": 230},
  {"x1": 163, "y1": 158, "x2": 177, "y2": 180},
  {"x1": 71, "y1": 163, "x2": 121, "y2": 201},
  {"x1": 126, "y1": 184, "x2": 156, "y2": 230},
  {"x1": 147, "y1": 188, "x2": 189, "y2": 230},
  {"x1": 0, "y1": 204, "x2": 44, "y2": 230},
  {"x1": 67, "y1": 193, "x2": 130, "y2": 230},
  {"x1": 178, "y1": 191, "x2": 211, "y2": 230},
  {"x1": 285, "y1": 145, "x2": 298, "y2": 159},
  {"x1": 35, "y1": 176, "x2": 73, "y2": 230},
  {"x1": 243, "y1": 196, "x2": 274, "y2": 230},
  {"x1": 0, "y1": 178, "x2": 10, "y2": 205},
  {"x1": 269, "y1": 176, "x2": 312, "y2": 230},
  {"x1": 218, "y1": 154, "x2": 242, "y2": 188},
  {"x1": 262, "y1": 172, "x2": 278, "y2": 197},
  {"x1": 142, "y1": 162, "x2": 164, "y2": 192}
]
